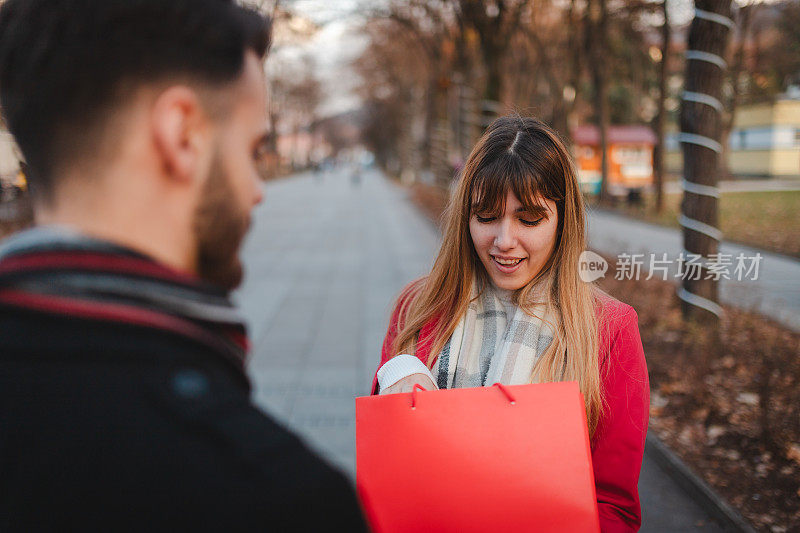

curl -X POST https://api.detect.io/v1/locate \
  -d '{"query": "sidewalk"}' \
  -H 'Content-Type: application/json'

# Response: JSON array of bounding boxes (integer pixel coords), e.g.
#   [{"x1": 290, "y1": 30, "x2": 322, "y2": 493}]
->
[
  {"x1": 235, "y1": 169, "x2": 738, "y2": 532},
  {"x1": 235, "y1": 169, "x2": 438, "y2": 474}
]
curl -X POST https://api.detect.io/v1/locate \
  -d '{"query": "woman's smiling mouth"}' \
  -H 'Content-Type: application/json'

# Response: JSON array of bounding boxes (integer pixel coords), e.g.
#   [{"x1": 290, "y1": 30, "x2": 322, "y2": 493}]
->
[{"x1": 491, "y1": 255, "x2": 526, "y2": 272}]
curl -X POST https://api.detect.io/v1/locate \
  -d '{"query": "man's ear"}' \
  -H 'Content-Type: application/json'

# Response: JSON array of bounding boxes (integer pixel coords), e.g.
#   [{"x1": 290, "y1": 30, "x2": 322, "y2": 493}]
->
[{"x1": 150, "y1": 86, "x2": 211, "y2": 184}]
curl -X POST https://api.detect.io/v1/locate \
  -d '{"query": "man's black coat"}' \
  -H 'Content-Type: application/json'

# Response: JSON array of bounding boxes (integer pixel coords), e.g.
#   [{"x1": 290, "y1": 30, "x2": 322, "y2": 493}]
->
[{"x1": 0, "y1": 306, "x2": 368, "y2": 531}]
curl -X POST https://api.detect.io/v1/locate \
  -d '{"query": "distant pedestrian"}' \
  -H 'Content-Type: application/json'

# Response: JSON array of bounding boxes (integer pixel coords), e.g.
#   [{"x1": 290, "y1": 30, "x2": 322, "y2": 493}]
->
[
  {"x1": 373, "y1": 116, "x2": 649, "y2": 532},
  {"x1": 0, "y1": 0, "x2": 367, "y2": 530}
]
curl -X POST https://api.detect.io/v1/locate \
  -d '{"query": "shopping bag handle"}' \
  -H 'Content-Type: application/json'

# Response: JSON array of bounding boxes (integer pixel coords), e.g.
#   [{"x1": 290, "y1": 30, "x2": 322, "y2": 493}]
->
[
  {"x1": 411, "y1": 383, "x2": 427, "y2": 409},
  {"x1": 410, "y1": 383, "x2": 517, "y2": 410},
  {"x1": 492, "y1": 383, "x2": 516, "y2": 405}
]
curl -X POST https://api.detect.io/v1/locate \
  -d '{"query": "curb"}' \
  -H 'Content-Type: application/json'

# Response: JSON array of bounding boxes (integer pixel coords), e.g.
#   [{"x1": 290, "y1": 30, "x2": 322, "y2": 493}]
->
[{"x1": 645, "y1": 433, "x2": 757, "y2": 533}]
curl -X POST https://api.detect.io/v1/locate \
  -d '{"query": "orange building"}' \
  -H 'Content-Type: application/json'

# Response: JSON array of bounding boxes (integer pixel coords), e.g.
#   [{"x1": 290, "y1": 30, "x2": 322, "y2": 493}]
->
[{"x1": 571, "y1": 125, "x2": 656, "y2": 195}]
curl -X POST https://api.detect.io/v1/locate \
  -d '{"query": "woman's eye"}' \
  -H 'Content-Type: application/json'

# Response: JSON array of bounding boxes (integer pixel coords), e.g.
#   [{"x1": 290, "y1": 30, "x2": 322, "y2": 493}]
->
[
  {"x1": 253, "y1": 145, "x2": 267, "y2": 161},
  {"x1": 252, "y1": 137, "x2": 272, "y2": 161},
  {"x1": 520, "y1": 218, "x2": 543, "y2": 227},
  {"x1": 475, "y1": 215, "x2": 496, "y2": 223}
]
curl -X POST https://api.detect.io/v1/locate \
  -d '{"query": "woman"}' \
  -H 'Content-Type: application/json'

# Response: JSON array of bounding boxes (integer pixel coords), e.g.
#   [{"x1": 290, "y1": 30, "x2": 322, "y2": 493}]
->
[{"x1": 372, "y1": 116, "x2": 649, "y2": 532}]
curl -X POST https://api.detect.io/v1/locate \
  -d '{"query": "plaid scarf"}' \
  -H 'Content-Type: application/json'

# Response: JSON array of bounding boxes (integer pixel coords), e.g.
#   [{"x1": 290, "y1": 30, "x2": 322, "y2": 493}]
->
[
  {"x1": 0, "y1": 226, "x2": 249, "y2": 370},
  {"x1": 433, "y1": 282, "x2": 555, "y2": 389}
]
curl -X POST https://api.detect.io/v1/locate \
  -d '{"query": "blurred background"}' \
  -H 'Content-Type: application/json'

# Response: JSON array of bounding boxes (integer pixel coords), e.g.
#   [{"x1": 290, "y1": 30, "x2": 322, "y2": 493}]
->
[{"x1": 1, "y1": 1, "x2": 799, "y2": 531}]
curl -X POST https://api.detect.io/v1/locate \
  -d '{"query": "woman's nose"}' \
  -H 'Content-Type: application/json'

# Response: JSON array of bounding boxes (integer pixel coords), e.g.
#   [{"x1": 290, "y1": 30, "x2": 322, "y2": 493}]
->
[
  {"x1": 251, "y1": 175, "x2": 264, "y2": 206},
  {"x1": 493, "y1": 219, "x2": 516, "y2": 250},
  {"x1": 253, "y1": 184, "x2": 264, "y2": 206}
]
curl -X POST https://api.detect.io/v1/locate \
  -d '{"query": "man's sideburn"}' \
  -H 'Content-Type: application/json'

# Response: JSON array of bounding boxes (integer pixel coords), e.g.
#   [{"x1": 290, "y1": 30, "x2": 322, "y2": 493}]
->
[{"x1": 192, "y1": 149, "x2": 250, "y2": 290}]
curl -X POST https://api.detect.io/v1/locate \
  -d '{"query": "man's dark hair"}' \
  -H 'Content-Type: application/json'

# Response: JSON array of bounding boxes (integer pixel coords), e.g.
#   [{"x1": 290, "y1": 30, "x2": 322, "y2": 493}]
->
[{"x1": 0, "y1": 0, "x2": 271, "y2": 199}]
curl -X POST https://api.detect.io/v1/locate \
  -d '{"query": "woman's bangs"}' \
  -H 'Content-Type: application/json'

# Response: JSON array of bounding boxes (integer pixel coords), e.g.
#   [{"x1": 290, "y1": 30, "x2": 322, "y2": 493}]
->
[
  {"x1": 511, "y1": 168, "x2": 554, "y2": 214},
  {"x1": 471, "y1": 158, "x2": 551, "y2": 215},
  {"x1": 471, "y1": 166, "x2": 508, "y2": 216}
]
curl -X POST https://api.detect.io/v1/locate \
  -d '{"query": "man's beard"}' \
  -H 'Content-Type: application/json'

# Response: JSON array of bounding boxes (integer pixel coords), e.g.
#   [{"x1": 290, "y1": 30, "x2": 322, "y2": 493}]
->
[{"x1": 192, "y1": 153, "x2": 251, "y2": 291}]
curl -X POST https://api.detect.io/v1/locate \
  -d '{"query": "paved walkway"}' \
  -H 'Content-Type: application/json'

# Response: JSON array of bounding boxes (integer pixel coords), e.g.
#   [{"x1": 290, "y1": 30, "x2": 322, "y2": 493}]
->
[
  {"x1": 664, "y1": 178, "x2": 800, "y2": 194},
  {"x1": 235, "y1": 169, "x2": 733, "y2": 532},
  {"x1": 587, "y1": 208, "x2": 800, "y2": 332},
  {"x1": 235, "y1": 168, "x2": 438, "y2": 474}
]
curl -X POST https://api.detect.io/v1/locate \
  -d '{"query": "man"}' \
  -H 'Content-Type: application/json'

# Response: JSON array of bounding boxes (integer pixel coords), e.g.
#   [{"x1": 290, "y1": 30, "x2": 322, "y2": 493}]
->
[{"x1": 0, "y1": 0, "x2": 367, "y2": 530}]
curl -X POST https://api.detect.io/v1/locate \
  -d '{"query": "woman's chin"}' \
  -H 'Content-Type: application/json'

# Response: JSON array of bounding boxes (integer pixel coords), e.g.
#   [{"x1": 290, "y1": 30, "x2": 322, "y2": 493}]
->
[{"x1": 488, "y1": 275, "x2": 527, "y2": 291}]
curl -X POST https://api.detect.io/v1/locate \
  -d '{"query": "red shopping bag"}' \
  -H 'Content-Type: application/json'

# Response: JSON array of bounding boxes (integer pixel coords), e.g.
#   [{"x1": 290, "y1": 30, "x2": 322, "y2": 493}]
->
[{"x1": 356, "y1": 382, "x2": 600, "y2": 533}]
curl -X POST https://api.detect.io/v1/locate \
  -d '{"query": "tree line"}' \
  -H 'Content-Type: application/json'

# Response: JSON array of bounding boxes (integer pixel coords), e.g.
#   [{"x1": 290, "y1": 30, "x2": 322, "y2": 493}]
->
[{"x1": 354, "y1": 0, "x2": 800, "y2": 202}]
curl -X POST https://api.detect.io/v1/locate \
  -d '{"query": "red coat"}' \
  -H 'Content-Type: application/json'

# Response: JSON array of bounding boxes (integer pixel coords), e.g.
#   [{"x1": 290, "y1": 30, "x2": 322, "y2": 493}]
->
[{"x1": 371, "y1": 291, "x2": 650, "y2": 532}]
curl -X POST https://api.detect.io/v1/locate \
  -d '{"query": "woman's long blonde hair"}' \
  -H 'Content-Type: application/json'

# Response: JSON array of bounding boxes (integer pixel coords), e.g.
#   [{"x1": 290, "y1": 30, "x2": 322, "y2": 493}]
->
[{"x1": 392, "y1": 116, "x2": 605, "y2": 436}]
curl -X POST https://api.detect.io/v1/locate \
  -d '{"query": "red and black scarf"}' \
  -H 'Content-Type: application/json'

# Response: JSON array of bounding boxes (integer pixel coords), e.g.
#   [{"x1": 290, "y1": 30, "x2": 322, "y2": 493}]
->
[{"x1": 0, "y1": 227, "x2": 249, "y2": 369}]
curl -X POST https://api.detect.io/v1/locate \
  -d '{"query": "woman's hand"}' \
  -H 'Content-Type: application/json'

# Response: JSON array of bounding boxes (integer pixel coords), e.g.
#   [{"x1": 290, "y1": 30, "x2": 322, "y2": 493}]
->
[{"x1": 379, "y1": 373, "x2": 437, "y2": 395}]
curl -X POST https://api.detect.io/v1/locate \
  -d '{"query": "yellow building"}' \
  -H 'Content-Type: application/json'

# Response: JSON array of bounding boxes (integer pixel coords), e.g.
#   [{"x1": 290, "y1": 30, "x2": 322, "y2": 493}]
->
[{"x1": 667, "y1": 97, "x2": 800, "y2": 178}]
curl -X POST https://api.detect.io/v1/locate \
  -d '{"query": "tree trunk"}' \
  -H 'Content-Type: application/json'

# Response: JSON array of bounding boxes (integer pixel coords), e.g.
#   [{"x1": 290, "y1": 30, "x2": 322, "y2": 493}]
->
[
  {"x1": 721, "y1": 3, "x2": 753, "y2": 180},
  {"x1": 594, "y1": 68, "x2": 610, "y2": 203},
  {"x1": 525, "y1": 22, "x2": 572, "y2": 141},
  {"x1": 481, "y1": 46, "x2": 502, "y2": 128},
  {"x1": 423, "y1": 74, "x2": 439, "y2": 171},
  {"x1": 653, "y1": 0, "x2": 670, "y2": 214},
  {"x1": 679, "y1": 0, "x2": 733, "y2": 325},
  {"x1": 587, "y1": 0, "x2": 611, "y2": 203},
  {"x1": 552, "y1": 99, "x2": 569, "y2": 143}
]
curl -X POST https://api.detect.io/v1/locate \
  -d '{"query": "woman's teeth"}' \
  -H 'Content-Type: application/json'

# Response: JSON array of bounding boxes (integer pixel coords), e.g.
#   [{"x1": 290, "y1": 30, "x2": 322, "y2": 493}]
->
[{"x1": 494, "y1": 257, "x2": 522, "y2": 266}]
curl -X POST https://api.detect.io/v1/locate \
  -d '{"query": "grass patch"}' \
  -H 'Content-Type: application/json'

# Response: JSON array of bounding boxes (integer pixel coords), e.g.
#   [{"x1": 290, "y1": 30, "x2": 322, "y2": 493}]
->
[{"x1": 598, "y1": 190, "x2": 800, "y2": 258}]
